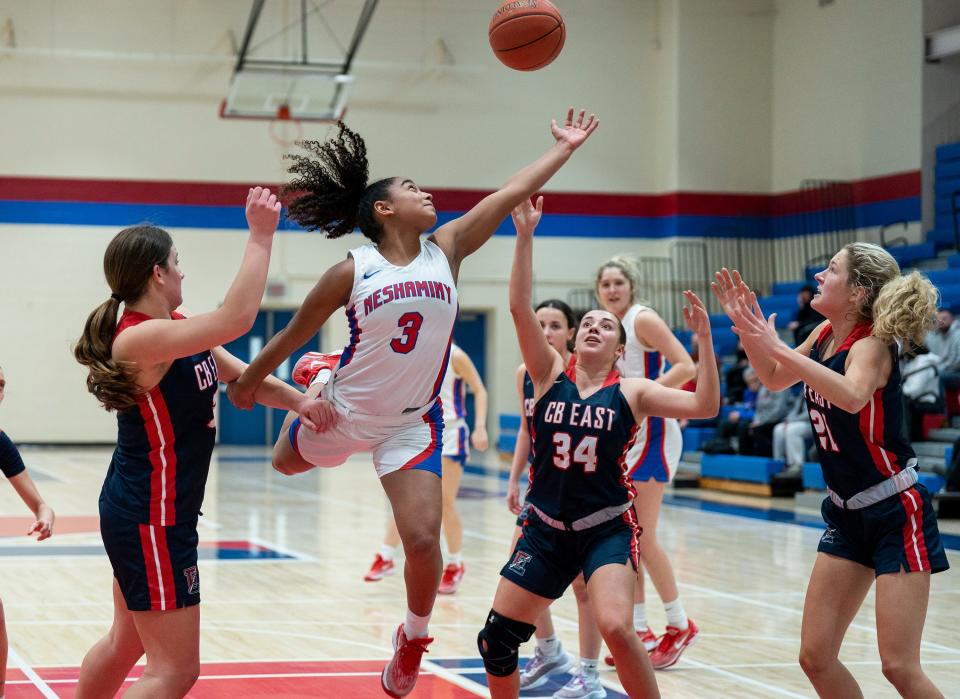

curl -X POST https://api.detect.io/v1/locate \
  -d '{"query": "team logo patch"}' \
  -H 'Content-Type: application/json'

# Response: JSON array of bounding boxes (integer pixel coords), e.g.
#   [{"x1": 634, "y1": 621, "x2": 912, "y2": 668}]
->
[
  {"x1": 508, "y1": 551, "x2": 532, "y2": 576},
  {"x1": 183, "y1": 565, "x2": 199, "y2": 595},
  {"x1": 820, "y1": 527, "x2": 837, "y2": 545}
]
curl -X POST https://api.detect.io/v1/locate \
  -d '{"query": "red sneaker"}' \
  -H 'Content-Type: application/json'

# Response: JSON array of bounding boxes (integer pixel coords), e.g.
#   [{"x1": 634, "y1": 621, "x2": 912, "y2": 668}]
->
[
  {"x1": 438, "y1": 562, "x2": 465, "y2": 594},
  {"x1": 381, "y1": 624, "x2": 433, "y2": 698},
  {"x1": 604, "y1": 627, "x2": 658, "y2": 665},
  {"x1": 292, "y1": 352, "x2": 341, "y2": 387},
  {"x1": 363, "y1": 554, "x2": 396, "y2": 582},
  {"x1": 649, "y1": 619, "x2": 699, "y2": 670}
]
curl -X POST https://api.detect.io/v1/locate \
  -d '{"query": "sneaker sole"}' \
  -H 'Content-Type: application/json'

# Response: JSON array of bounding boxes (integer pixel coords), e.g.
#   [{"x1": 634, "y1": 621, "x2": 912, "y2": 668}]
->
[
  {"x1": 520, "y1": 654, "x2": 574, "y2": 689},
  {"x1": 364, "y1": 567, "x2": 396, "y2": 582},
  {"x1": 437, "y1": 583, "x2": 460, "y2": 595},
  {"x1": 652, "y1": 633, "x2": 699, "y2": 670},
  {"x1": 380, "y1": 669, "x2": 403, "y2": 699}
]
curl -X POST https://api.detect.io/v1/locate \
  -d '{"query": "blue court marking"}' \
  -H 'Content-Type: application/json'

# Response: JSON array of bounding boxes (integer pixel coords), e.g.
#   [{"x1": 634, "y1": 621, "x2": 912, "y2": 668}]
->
[
  {"x1": 429, "y1": 657, "x2": 629, "y2": 698},
  {"x1": 662, "y1": 493, "x2": 960, "y2": 551}
]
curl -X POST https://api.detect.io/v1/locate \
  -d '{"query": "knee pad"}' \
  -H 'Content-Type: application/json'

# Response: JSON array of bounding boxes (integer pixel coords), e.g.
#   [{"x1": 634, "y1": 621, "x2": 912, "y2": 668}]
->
[{"x1": 477, "y1": 609, "x2": 536, "y2": 677}]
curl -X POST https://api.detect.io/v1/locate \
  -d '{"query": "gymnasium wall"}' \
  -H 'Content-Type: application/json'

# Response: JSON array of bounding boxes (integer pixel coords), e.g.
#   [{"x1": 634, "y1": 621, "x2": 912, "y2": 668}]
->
[{"x1": 0, "y1": 0, "x2": 927, "y2": 442}]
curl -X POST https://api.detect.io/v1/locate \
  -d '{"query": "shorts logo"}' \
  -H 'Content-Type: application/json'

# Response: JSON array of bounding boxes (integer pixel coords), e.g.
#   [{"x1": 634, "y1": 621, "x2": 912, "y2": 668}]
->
[
  {"x1": 183, "y1": 565, "x2": 199, "y2": 595},
  {"x1": 820, "y1": 527, "x2": 836, "y2": 545},
  {"x1": 508, "y1": 551, "x2": 532, "y2": 576}
]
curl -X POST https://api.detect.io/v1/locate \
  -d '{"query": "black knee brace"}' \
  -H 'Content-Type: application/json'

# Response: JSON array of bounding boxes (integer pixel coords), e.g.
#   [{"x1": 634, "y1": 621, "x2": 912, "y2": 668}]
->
[{"x1": 477, "y1": 609, "x2": 536, "y2": 677}]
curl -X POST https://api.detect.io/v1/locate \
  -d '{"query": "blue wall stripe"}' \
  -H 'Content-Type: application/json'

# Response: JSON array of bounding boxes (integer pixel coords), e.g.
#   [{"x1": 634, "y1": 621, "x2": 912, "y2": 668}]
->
[{"x1": 0, "y1": 198, "x2": 915, "y2": 239}]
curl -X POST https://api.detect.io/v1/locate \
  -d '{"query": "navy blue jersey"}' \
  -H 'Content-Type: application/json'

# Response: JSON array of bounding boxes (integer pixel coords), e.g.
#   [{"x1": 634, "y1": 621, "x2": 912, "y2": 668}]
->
[
  {"x1": 0, "y1": 431, "x2": 26, "y2": 479},
  {"x1": 101, "y1": 311, "x2": 218, "y2": 525},
  {"x1": 805, "y1": 323, "x2": 915, "y2": 500},
  {"x1": 527, "y1": 366, "x2": 638, "y2": 521},
  {"x1": 522, "y1": 355, "x2": 576, "y2": 465}
]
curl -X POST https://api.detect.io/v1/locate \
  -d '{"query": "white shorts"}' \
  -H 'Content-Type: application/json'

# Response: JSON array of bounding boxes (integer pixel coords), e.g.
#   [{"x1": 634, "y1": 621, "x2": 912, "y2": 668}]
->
[
  {"x1": 289, "y1": 399, "x2": 444, "y2": 479},
  {"x1": 626, "y1": 416, "x2": 683, "y2": 483},
  {"x1": 441, "y1": 418, "x2": 470, "y2": 462}
]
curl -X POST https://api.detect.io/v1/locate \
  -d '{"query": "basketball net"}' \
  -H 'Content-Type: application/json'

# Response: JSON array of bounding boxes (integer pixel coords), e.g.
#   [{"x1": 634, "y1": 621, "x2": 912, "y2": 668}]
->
[{"x1": 269, "y1": 104, "x2": 305, "y2": 148}]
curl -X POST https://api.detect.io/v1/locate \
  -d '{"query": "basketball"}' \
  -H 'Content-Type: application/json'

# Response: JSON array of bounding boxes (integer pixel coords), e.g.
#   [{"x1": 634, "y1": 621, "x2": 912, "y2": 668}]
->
[{"x1": 488, "y1": 0, "x2": 565, "y2": 71}]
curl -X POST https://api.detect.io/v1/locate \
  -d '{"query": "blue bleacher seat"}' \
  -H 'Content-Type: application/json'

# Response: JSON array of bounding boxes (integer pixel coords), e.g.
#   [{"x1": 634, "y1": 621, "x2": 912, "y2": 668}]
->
[
  {"x1": 771, "y1": 280, "x2": 808, "y2": 296},
  {"x1": 802, "y1": 462, "x2": 826, "y2": 490},
  {"x1": 680, "y1": 426, "x2": 715, "y2": 451},
  {"x1": 918, "y1": 473, "x2": 945, "y2": 494},
  {"x1": 924, "y1": 269, "x2": 960, "y2": 287},
  {"x1": 497, "y1": 414, "x2": 521, "y2": 454},
  {"x1": 700, "y1": 454, "x2": 784, "y2": 483}
]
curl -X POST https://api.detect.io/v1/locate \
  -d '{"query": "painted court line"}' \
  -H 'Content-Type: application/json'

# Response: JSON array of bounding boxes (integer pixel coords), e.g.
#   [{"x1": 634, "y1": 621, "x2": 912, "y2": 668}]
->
[{"x1": 8, "y1": 646, "x2": 59, "y2": 699}]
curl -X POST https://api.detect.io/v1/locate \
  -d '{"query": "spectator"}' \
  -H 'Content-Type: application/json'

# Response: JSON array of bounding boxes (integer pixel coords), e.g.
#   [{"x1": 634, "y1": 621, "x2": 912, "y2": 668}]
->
[
  {"x1": 901, "y1": 344, "x2": 943, "y2": 441},
  {"x1": 773, "y1": 392, "x2": 813, "y2": 476},
  {"x1": 925, "y1": 309, "x2": 960, "y2": 377},
  {"x1": 789, "y1": 284, "x2": 825, "y2": 345},
  {"x1": 737, "y1": 368, "x2": 792, "y2": 457}
]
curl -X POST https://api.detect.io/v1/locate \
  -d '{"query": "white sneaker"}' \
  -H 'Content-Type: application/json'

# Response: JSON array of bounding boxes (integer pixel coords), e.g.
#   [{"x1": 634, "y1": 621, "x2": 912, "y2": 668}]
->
[
  {"x1": 552, "y1": 670, "x2": 606, "y2": 699},
  {"x1": 519, "y1": 643, "x2": 573, "y2": 689}
]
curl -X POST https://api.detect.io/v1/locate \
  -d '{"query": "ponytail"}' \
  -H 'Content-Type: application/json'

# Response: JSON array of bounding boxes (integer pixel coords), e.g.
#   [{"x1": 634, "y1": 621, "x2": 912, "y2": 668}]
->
[{"x1": 74, "y1": 297, "x2": 139, "y2": 411}]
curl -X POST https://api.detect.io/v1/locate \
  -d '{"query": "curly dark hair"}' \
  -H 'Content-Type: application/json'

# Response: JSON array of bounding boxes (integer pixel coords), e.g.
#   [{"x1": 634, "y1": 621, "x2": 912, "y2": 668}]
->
[{"x1": 283, "y1": 122, "x2": 395, "y2": 244}]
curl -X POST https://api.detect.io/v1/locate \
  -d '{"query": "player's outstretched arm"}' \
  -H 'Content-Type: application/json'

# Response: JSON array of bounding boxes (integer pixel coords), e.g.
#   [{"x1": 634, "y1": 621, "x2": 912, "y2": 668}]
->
[
  {"x1": 9, "y1": 471, "x2": 54, "y2": 542},
  {"x1": 229, "y1": 258, "x2": 354, "y2": 409},
  {"x1": 506, "y1": 365, "x2": 531, "y2": 515},
  {"x1": 711, "y1": 267, "x2": 820, "y2": 392},
  {"x1": 727, "y1": 292, "x2": 889, "y2": 413},
  {"x1": 508, "y1": 197, "x2": 564, "y2": 392},
  {"x1": 451, "y1": 346, "x2": 489, "y2": 451},
  {"x1": 431, "y1": 108, "x2": 598, "y2": 270},
  {"x1": 113, "y1": 188, "x2": 281, "y2": 367},
  {"x1": 214, "y1": 348, "x2": 337, "y2": 432},
  {"x1": 628, "y1": 291, "x2": 720, "y2": 420}
]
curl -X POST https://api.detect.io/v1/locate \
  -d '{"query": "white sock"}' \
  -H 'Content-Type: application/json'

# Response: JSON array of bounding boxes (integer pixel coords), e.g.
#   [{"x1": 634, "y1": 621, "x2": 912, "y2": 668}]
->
[
  {"x1": 633, "y1": 602, "x2": 648, "y2": 631},
  {"x1": 580, "y1": 658, "x2": 599, "y2": 677},
  {"x1": 404, "y1": 609, "x2": 431, "y2": 639},
  {"x1": 447, "y1": 551, "x2": 462, "y2": 566},
  {"x1": 536, "y1": 634, "x2": 560, "y2": 657},
  {"x1": 379, "y1": 544, "x2": 396, "y2": 561},
  {"x1": 663, "y1": 597, "x2": 688, "y2": 630},
  {"x1": 310, "y1": 368, "x2": 333, "y2": 387}
]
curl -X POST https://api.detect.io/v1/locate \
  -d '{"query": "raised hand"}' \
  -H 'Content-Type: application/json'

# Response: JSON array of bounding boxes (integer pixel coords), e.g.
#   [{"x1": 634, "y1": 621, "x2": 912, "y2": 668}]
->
[
  {"x1": 710, "y1": 268, "x2": 752, "y2": 320},
  {"x1": 511, "y1": 196, "x2": 544, "y2": 238},
  {"x1": 550, "y1": 108, "x2": 599, "y2": 150},
  {"x1": 729, "y1": 292, "x2": 784, "y2": 356},
  {"x1": 245, "y1": 186, "x2": 282, "y2": 239},
  {"x1": 681, "y1": 290, "x2": 711, "y2": 337}
]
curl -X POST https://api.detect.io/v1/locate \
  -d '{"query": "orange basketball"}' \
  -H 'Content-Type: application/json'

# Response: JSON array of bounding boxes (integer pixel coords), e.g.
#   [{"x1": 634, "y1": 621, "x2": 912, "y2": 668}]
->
[{"x1": 488, "y1": 0, "x2": 565, "y2": 71}]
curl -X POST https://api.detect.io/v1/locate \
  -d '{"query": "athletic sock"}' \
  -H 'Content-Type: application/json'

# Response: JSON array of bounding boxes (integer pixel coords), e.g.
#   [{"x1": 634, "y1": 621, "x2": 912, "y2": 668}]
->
[
  {"x1": 379, "y1": 544, "x2": 396, "y2": 561},
  {"x1": 536, "y1": 634, "x2": 560, "y2": 657},
  {"x1": 663, "y1": 597, "x2": 689, "y2": 630},
  {"x1": 447, "y1": 551, "x2": 462, "y2": 566},
  {"x1": 633, "y1": 602, "x2": 648, "y2": 631},
  {"x1": 580, "y1": 658, "x2": 599, "y2": 678},
  {"x1": 404, "y1": 609, "x2": 431, "y2": 639}
]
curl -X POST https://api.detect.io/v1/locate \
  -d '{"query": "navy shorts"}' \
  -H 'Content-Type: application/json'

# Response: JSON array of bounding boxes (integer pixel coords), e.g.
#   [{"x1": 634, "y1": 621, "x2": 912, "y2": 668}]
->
[
  {"x1": 500, "y1": 509, "x2": 641, "y2": 599},
  {"x1": 818, "y1": 485, "x2": 949, "y2": 576},
  {"x1": 100, "y1": 504, "x2": 201, "y2": 612}
]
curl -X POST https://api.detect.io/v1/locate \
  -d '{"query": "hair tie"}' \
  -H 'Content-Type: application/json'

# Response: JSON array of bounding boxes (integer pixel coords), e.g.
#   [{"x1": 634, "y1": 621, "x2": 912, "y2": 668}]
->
[{"x1": 111, "y1": 293, "x2": 123, "y2": 302}]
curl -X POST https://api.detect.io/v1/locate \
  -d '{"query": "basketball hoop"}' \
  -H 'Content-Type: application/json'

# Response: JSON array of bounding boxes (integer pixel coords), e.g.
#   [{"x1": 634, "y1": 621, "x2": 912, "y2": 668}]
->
[{"x1": 269, "y1": 109, "x2": 305, "y2": 148}]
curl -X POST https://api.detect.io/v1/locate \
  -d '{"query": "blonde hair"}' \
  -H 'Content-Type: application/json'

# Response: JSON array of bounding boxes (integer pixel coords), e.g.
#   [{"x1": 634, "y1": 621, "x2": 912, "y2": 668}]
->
[
  {"x1": 843, "y1": 242, "x2": 937, "y2": 348},
  {"x1": 595, "y1": 255, "x2": 640, "y2": 303}
]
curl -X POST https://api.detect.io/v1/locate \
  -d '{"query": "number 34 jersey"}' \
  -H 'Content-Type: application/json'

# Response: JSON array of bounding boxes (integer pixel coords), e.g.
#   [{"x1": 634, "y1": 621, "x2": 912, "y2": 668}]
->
[
  {"x1": 805, "y1": 322, "x2": 915, "y2": 501},
  {"x1": 328, "y1": 239, "x2": 458, "y2": 417},
  {"x1": 528, "y1": 367, "x2": 639, "y2": 522}
]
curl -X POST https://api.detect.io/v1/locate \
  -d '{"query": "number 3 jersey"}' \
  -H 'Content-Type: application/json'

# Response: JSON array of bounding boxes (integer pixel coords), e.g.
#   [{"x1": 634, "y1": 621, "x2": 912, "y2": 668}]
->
[
  {"x1": 327, "y1": 239, "x2": 458, "y2": 417},
  {"x1": 527, "y1": 366, "x2": 639, "y2": 522},
  {"x1": 805, "y1": 322, "x2": 915, "y2": 501}
]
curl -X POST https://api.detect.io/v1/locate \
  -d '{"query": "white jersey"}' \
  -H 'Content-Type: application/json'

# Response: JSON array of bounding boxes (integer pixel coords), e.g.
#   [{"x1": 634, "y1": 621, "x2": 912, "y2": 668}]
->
[
  {"x1": 618, "y1": 304, "x2": 665, "y2": 380},
  {"x1": 617, "y1": 303, "x2": 683, "y2": 478},
  {"x1": 327, "y1": 239, "x2": 458, "y2": 416},
  {"x1": 439, "y1": 345, "x2": 468, "y2": 424}
]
